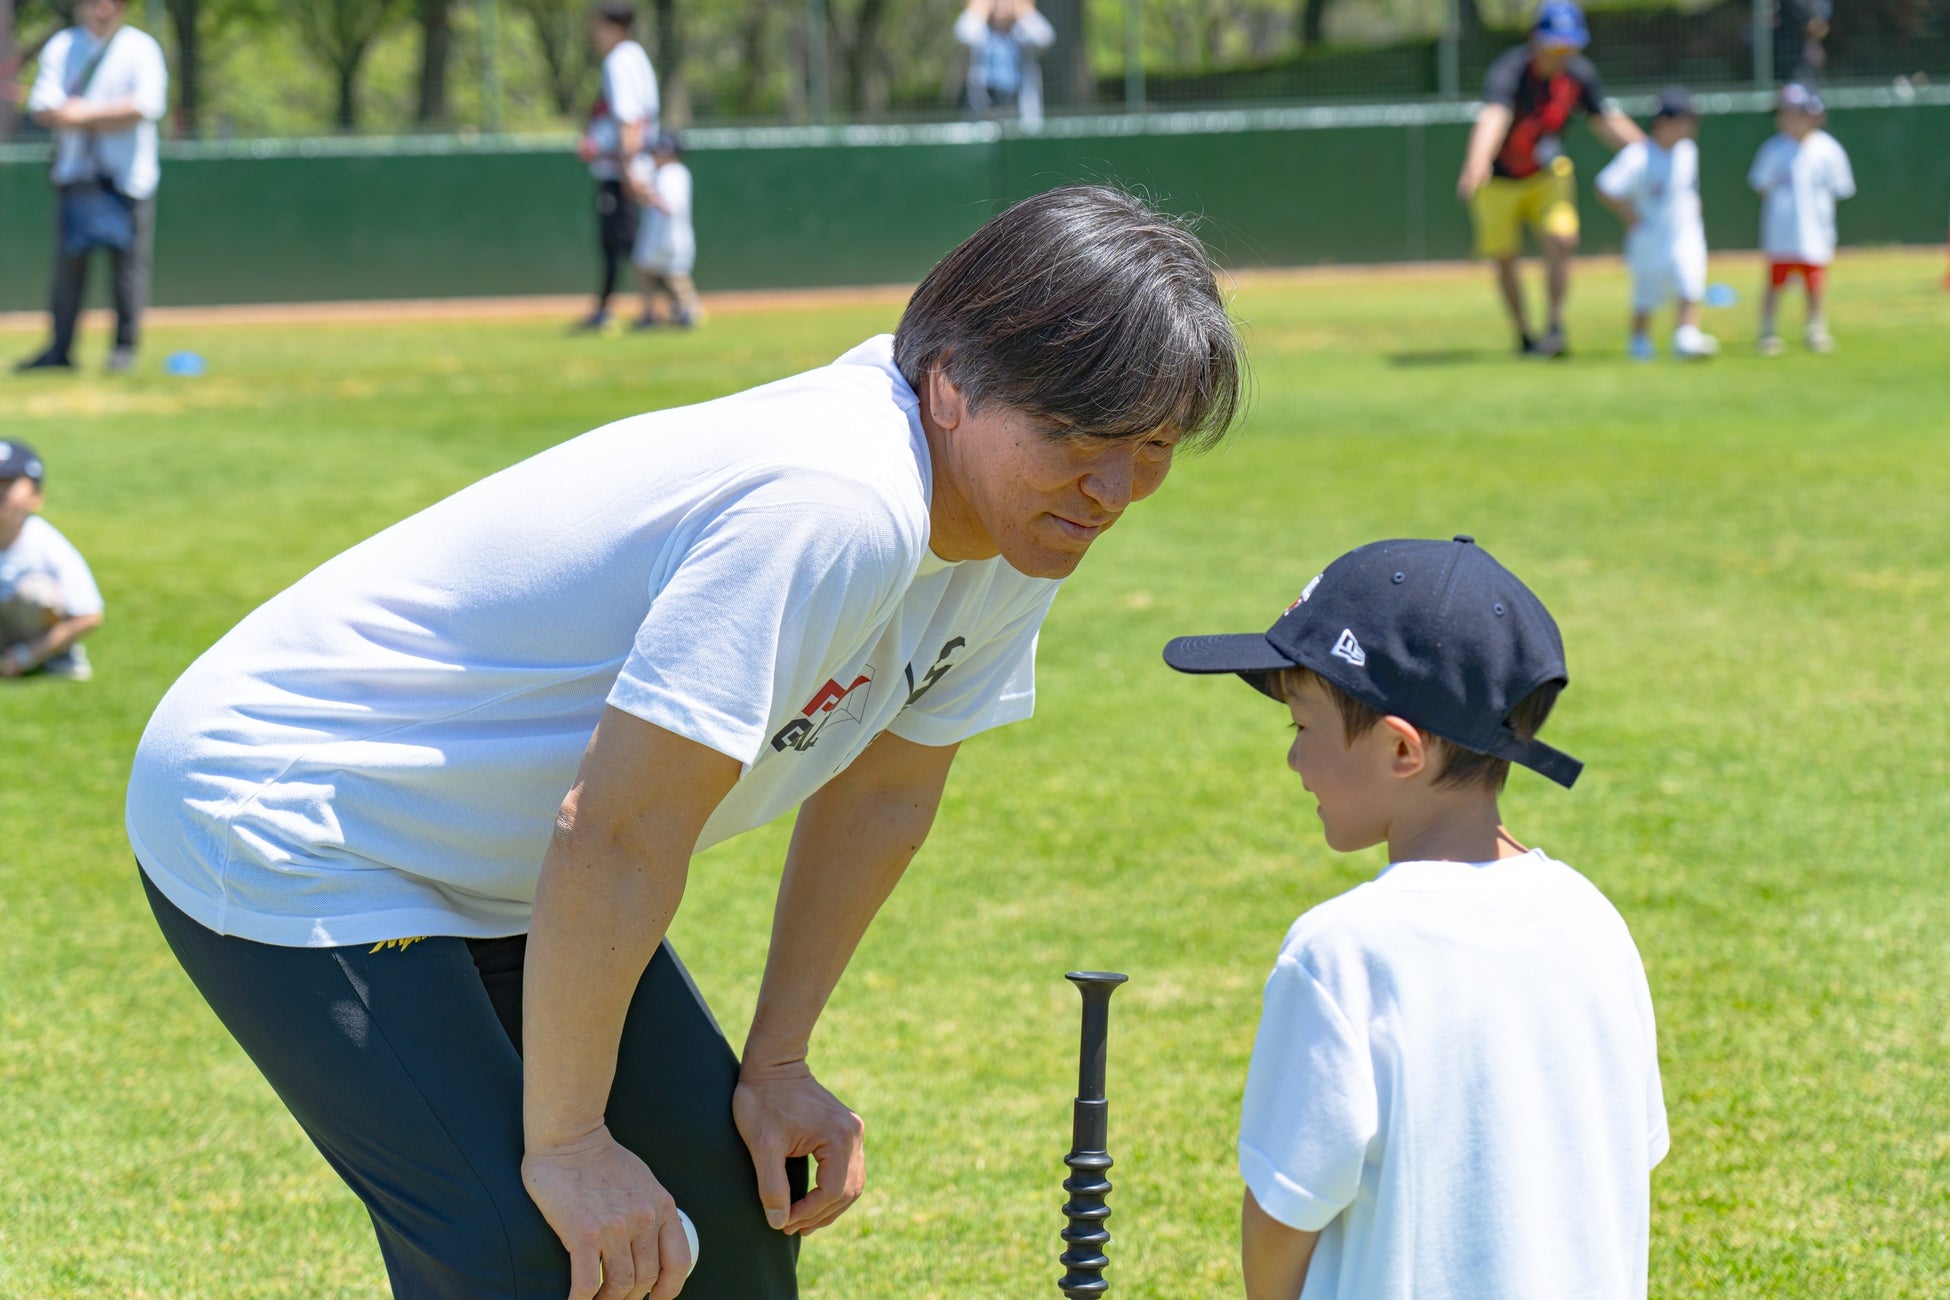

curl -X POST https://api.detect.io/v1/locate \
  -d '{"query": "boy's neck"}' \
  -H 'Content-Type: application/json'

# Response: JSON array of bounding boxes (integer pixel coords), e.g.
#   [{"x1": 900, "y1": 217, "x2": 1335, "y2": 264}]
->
[{"x1": 1385, "y1": 792, "x2": 1530, "y2": 865}]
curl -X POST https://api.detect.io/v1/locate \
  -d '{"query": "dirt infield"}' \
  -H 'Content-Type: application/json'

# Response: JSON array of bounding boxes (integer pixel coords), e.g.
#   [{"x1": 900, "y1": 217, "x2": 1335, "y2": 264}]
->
[{"x1": 0, "y1": 250, "x2": 1893, "y2": 334}]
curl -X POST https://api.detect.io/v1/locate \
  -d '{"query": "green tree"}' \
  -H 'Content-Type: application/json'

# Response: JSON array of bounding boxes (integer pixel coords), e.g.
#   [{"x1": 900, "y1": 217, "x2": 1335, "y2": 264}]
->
[
  {"x1": 509, "y1": 0, "x2": 589, "y2": 114},
  {"x1": 413, "y1": 0, "x2": 453, "y2": 124},
  {"x1": 292, "y1": 0, "x2": 407, "y2": 129}
]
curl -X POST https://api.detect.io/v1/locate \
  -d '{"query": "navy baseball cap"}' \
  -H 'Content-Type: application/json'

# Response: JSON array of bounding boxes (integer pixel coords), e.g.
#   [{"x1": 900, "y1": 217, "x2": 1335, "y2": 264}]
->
[
  {"x1": 1532, "y1": 0, "x2": 1590, "y2": 49},
  {"x1": 1163, "y1": 536, "x2": 1584, "y2": 788},
  {"x1": 1778, "y1": 82, "x2": 1825, "y2": 115},
  {"x1": 0, "y1": 439, "x2": 44, "y2": 483},
  {"x1": 1654, "y1": 85, "x2": 1697, "y2": 119}
]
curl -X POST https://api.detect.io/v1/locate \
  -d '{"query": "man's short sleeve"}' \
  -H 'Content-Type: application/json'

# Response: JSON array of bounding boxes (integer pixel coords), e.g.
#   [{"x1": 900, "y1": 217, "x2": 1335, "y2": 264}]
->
[
  {"x1": 1237, "y1": 952, "x2": 1378, "y2": 1232},
  {"x1": 608, "y1": 482, "x2": 906, "y2": 765},
  {"x1": 1481, "y1": 47, "x2": 1524, "y2": 108},
  {"x1": 131, "y1": 35, "x2": 169, "y2": 121},
  {"x1": 886, "y1": 585, "x2": 1059, "y2": 748},
  {"x1": 605, "y1": 43, "x2": 660, "y2": 127},
  {"x1": 26, "y1": 29, "x2": 73, "y2": 113},
  {"x1": 1571, "y1": 56, "x2": 1608, "y2": 114}
]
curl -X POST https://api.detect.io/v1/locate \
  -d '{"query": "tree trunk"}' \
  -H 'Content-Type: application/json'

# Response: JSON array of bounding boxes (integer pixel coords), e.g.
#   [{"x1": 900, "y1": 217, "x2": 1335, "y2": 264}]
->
[
  {"x1": 1037, "y1": 0, "x2": 1088, "y2": 108},
  {"x1": 3, "y1": 0, "x2": 20, "y2": 141},
  {"x1": 1301, "y1": 0, "x2": 1328, "y2": 49},
  {"x1": 838, "y1": 0, "x2": 882, "y2": 111},
  {"x1": 415, "y1": 0, "x2": 452, "y2": 125},
  {"x1": 336, "y1": 58, "x2": 360, "y2": 129},
  {"x1": 651, "y1": 0, "x2": 684, "y2": 123},
  {"x1": 166, "y1": 0, "x2": 201, "y2": 135}
]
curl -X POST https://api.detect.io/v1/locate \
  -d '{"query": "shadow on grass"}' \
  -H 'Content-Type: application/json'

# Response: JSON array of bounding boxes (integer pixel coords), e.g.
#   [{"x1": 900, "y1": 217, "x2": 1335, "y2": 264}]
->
[{"x1": 1385, "y1": 348, "x2": 1505, "y2": 368}]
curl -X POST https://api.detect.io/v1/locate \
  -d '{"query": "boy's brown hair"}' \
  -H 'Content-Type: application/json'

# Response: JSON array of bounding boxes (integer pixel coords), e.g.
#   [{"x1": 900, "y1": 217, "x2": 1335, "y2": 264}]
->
[{"x1": 1274, "y1": 666, "x2": 1561, "y2": 793}]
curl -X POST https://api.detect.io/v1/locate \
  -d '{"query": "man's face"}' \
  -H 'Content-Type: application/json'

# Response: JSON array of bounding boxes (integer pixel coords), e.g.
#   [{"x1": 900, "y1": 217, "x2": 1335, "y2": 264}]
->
[
  {"x1": 589, "y1": 14, "x2": 624, "y2": 54},
  {"x1": 929, "y1": 387, "x2": 1179, "y2": 579},
  {"x1": 80, "y1": 0, "x2": 126, "y2": 39},
  {"x1": 1530, "y1": 41, "x2": 1576, "y2": 75},
  {"x1": 1284, "y1": 677, "x2": 1394, "y2": 854}
]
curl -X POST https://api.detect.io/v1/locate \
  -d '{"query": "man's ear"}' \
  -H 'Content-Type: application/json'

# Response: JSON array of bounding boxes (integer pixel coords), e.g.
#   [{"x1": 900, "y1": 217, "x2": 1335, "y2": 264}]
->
[
  {"x1": 1380, "y1": 715, "x2": 1430, "y2": 781},
  {"x1": 925, "y1": 367, "x2": 969, "y2": 431}
]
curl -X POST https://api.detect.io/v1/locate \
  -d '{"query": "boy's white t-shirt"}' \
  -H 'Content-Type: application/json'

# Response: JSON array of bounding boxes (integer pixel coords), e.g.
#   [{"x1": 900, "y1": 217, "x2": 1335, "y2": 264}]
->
[
  {"x1": 0, "y1": 515, "x2": 105, "y2": 616},
  {"x1": 127, "y1": 336, "x2": 1061, "y2": 948},
  {"x1": 588, "y1": 39, "x2": 659, "y2": 181},
  {"x1": 632, "y1": 159, "x2": 696, "y2": 275},
  {"x1": 1239, "y1": 851, "x2": 1667, "y2": 1300},
  {"x1": 1596, "y1": 137, "x2": 1706, "y2": 256},
  {"x1": 1748, "y1": 130, "x2": 1855, "y2": 263}
]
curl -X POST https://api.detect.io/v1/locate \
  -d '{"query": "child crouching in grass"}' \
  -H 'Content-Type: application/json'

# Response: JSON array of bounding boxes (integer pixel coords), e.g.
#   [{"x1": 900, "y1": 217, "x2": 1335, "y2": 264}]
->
[{"x1": 1165, "y1": 535, "x2": 1666, "y2": 1300}]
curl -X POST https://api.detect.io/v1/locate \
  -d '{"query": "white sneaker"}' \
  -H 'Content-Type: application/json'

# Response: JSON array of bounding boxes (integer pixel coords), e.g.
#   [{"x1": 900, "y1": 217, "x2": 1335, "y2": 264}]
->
[
  {"x1": 1758, "y1": 334, "x2": 1785, "y2": 357},
  {"x1": 1673, "y1": 324, "x2": 1720, "y2": 358},
  {"x1": 1805, "y1": 325, "x2": 1835, "y2": 354}
]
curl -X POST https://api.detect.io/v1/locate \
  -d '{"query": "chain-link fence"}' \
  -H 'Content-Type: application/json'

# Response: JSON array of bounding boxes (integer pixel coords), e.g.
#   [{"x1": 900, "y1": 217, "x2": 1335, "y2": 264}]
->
[{"x1": 1, "y1": 0, "x2": 1945, "y2": 139}]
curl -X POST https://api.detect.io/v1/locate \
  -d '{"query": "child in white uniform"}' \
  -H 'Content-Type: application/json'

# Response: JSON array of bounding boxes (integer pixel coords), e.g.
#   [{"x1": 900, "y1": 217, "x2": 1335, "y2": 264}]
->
[
  {"x1": 1749, "y1": 82, "x2": 1855, "y2": 354},
  {"x1": 627, "y1": 132, "x2": 702, "y2": 329},
  {"x1": 1597, "y1": 87, "x2": 1717, "y2": 360},
  {"x1": 0, "y1": 439, "x2": 104, "y2": 681},
  {"x1": 1165, "y1": 536, "x2": 1665, "y2": 1300}
]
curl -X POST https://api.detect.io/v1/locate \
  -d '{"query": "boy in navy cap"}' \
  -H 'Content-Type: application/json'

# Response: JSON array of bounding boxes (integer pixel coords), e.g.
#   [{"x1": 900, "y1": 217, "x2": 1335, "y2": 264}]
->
[
  {"x1": 1164, "y1": 536, "x2": 1665, "y2": 1299},
  {"x1": 0, "y1": 439, "x2": 104, "y2": 680}
]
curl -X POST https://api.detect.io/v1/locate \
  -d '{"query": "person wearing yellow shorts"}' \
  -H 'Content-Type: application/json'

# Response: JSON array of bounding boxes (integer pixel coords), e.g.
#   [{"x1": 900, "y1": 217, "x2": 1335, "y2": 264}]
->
[{"x1": 1456, "y1": 1, "x2": 1641, "y2": 357}]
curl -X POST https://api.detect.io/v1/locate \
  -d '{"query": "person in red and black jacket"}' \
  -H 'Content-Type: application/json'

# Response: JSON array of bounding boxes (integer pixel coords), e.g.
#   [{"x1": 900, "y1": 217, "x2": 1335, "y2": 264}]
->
[{"x1": 1456, "y1": 1, "x2": 1642, "y2": 357}]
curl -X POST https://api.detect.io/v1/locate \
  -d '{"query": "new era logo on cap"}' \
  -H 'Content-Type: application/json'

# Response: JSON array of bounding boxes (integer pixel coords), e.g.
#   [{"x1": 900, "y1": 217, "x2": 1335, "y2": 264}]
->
[{"x1": 1330, "y1": 629, "x2": 1366, "y2": 667}]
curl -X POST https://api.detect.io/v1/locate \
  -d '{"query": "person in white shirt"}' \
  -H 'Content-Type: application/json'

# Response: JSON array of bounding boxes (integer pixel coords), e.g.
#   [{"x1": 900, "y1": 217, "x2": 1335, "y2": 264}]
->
[
  {"x1": 626, "y1": 132, "x2": 702, "y2": 328},
  {"x1": 0, "y1": 440, "x2": 104, "y2": 681},
  {"x1": 574, "y1": 0, "x2": 660, "y2": 332},
  {"x1": 956, "y1": 0, "x2": 1056, "y2": 128},
  {"x1": 15, "y1": 0, "x2": 168, "y2": 376},
  {"x1": 1596, "y1": 87, "x2": 1718, "y2": 360},
  {"x1": 1748, "y1": 82, "x2": 1854, "y2": 355},
  {"x1": 127, "y1": 185, "x2": 1244, "y2": 1300},
  {"x1": 1166, "y1": 536, "x2": 1665, "y2": 1300}
]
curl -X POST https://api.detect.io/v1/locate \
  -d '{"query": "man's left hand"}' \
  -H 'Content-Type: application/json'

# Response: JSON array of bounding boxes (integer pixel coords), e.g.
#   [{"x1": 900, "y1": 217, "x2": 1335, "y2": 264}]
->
[{"x1": 732, "y1": 1059, "x2": 865, "y2": 1237}]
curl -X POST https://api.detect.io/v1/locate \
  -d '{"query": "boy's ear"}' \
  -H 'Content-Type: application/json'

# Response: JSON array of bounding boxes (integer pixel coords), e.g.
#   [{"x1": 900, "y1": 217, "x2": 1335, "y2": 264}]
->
[{"x1": 1380, "y1": 715, "x2": 1430, "y2": 780}]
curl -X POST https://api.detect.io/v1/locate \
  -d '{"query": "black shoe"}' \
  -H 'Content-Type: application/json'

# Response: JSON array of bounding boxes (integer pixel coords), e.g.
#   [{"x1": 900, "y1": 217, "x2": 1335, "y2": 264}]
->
[
  {"x1": 629, "y1": 313, "x2": 663, "y2": 332},
  {"x1": 1532, "y1": 328, "x2": 1569, "y2": 359},
  {"x1": 1518, "y1": 333, "x2": 1538, "y2": 355},
  {"x1": 14, "y1": 351, "x2": 73, "y2": 373},
  {"x1": 569, "y1": 310, "x2": 612, "y2": 334}
]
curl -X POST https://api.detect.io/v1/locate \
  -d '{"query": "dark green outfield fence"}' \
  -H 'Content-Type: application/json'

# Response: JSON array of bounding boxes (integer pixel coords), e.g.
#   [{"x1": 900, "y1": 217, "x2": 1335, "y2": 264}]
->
[{"x1": 2, "y1": 87, "x2": 1946, "y2": 312}]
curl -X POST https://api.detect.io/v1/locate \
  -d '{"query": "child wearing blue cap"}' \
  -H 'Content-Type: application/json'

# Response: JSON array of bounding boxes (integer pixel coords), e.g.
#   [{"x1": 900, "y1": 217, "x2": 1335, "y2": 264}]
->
[{"x1": 1165, "y1": 536, "x2": 1665, "y2": 1299}]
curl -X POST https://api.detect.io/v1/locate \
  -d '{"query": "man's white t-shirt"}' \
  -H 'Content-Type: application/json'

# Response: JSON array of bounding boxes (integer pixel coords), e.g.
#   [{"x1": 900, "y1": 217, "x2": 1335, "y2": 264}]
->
[
  {"x1": 1748, "y1": 130, "x2": 1855, "y2": 264},
  {"x1": 1239, "y1": 851, "x2": 1667, "y2": 1300},
  {"x1": 0, "y1": 515, "x2": 105, "y2": 617},
  {"x1": 28, "y1": 24, "x2": 169, "y2": 200},
  {"x1": 587, "y1": 39, "x2": 659, "y2": 182},
  {"x1": 630, "y1": 159, "x2": 695, "y2": 275},
  {"x1": 127, "y1": 337, "x2": 1061, "y2": 948}
]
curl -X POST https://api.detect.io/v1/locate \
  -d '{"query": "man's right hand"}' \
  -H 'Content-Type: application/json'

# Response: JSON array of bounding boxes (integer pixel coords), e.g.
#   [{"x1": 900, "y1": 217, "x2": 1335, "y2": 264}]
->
[
  {"x1": 1456, "y1": 158, "x2": 1492, "y2": 203},
  {"x1": 522, "y1": 1127, "x2": 694, "y2": 1300}
]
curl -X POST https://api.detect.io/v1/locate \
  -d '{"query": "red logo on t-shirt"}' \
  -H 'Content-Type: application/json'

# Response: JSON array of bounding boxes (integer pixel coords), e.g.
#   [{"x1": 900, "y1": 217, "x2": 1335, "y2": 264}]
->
[{"x1": 770, "y1": 673, "x2": 874, "y2": 753}]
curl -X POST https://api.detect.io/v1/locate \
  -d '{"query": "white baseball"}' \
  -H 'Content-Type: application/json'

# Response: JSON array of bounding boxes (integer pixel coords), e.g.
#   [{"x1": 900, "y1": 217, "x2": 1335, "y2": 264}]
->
[{"x1": 676, "y1": 1207, "x2": 699, "y2": 1278}]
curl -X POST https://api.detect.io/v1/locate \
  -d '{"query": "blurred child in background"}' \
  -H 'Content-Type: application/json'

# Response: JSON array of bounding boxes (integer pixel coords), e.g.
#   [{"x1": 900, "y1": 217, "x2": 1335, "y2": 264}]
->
[
  {"x1": 1596, "y1": 87, "x2": 1717, "y2": 361},
  {"x1": 1749, "y1": 83, "x2": 1855, "y2": 354},
  {"x1": 627, "y1": 132, "x2": 701, "y2": 330}
]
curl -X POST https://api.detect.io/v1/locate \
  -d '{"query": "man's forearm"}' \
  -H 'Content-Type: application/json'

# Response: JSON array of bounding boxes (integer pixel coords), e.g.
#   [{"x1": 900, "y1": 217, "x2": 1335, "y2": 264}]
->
[
  {"x1": 522, "y1": 819, "x2": 688, "y2": 1149},
  {"x1": 744, "y1": 737, "x2": 956, "y2": 1065}
]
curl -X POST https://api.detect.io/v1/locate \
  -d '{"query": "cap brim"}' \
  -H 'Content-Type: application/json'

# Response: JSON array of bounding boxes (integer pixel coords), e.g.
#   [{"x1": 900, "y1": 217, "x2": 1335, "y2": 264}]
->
[{"x1": 1163, "y1": 634, "x2": 1297, "y2": 700}]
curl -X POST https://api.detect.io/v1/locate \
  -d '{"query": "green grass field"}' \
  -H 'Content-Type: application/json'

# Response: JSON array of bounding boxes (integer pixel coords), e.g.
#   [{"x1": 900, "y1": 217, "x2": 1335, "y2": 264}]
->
[{"x1": 3, "y1": 249, "x2": 1948, "y2": 1298}]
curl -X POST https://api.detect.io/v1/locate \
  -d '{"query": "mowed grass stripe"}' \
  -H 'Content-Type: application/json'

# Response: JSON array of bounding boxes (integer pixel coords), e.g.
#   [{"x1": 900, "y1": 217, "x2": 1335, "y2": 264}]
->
[{"x1": 2, "y1": 249, "x2": 1946, "y2": 1296}]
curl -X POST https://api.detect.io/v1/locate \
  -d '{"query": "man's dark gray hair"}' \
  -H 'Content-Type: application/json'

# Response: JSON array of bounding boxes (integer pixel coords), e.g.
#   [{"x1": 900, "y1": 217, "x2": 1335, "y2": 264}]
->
[
  {"x1": 595, "y1": 1, "x2": 636, "y2": 30},
  {"x1": 894, "y1": 185, "x2": 1245, "y2": 450}
]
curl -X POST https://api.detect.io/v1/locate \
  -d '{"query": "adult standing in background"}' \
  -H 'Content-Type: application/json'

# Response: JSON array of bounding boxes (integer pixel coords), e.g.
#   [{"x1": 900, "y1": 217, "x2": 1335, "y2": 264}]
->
[
  {"x1": 1455, "y1": 0, "x2": 1641, "y2": 358},
  {"x1": 575, "y1": 0, "x2": 659, "y2": 332},
  {"x1": 956, "y1": 0, "x2": 1055, "y2": 129},
  {"x1": 14, "y1": 0, "x2": 167, "y2": 376},
  {"x1": 1773, "y1": 0, "x2": 1831, "y2": 83}
]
